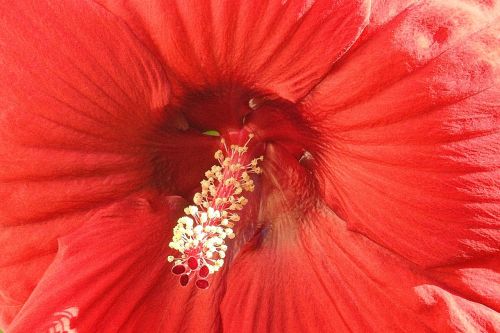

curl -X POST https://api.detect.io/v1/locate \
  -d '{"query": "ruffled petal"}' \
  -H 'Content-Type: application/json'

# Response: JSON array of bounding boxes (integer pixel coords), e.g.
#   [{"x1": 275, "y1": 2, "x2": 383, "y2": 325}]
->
[
  {"x1": 7, "y1": 192, "x2": 187, "y2": 333},
  {"x1": 0, "y1": 0, "x2": 172, "y2": 325},
  {"x1": 220, "y1": 204, "x2": 500, "y2": 332},
  {"x1": 8, "y1": 192, "x2": 249, "y2": 333},
  {"x1": 302, "y1": 0, "x2": 500, "y2": 267},
  {"x1": 95, "y1": 0, "x2": 370, "y2": 101}
]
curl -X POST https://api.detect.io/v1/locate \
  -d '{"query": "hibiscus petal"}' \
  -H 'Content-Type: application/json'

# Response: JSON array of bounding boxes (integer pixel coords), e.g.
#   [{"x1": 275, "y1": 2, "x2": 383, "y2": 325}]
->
[
  {"x1": 220, "y1": 204, "x2": 500, "y2": 332},
  {"x1": 95, "y1": 0, "x2": 370, "y2": 102},
  {"x1": 0, "y1": 0, "x2": 172, "y2": 325},
  {"x1": 303, "y1": 0, "x2": 500, "y2": 267},
  {"x1": 415, "y1": 284, "x2": 500, "y2": 332},
  {"x1": 6, "y1": 193, "x2": 191, "y2": 333}
]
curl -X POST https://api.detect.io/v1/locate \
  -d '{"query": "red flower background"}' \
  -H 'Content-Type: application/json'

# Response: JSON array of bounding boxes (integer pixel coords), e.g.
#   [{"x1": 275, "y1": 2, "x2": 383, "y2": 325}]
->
[{"x1": 0, "y1": 0, "x2": 499, "y2": 332}]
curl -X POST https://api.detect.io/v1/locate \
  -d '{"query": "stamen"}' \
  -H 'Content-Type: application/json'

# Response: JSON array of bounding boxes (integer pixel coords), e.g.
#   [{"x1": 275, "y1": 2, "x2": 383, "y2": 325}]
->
[
  {"x1": 168, "y1": 134, "x2": 264, "y2": 289},
  {"x1": 248, "y1": 98, "x2": 260, "y2": 110}
]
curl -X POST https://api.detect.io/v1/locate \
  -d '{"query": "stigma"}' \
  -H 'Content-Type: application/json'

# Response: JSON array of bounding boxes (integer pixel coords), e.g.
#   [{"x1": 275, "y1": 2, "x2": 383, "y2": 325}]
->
[{"x1": 168, "y1": 134, "x2": 263, "y2": 289}]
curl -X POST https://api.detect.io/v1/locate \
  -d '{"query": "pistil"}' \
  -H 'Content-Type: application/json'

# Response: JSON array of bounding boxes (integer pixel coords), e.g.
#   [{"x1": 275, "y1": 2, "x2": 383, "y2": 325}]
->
[{"x1": 168, "y1": 134, "x2": 263, "y2": 289}]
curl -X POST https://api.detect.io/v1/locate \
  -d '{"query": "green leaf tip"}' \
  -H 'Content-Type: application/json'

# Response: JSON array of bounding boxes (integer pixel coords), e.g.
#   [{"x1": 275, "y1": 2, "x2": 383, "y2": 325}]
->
[{"x1": 202, "y1": 130, "x2": 220, "y2": 137}]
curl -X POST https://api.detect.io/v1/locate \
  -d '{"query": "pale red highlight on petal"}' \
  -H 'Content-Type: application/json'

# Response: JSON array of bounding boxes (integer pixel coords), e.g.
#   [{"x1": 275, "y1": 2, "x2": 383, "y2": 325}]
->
[{"x1": 415, "y1": 285, "x2": 500, "y2": 331}]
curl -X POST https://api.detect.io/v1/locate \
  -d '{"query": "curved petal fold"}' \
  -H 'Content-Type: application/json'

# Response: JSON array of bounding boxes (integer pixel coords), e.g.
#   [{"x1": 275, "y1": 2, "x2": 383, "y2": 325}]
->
[
  {"x1": 95, "y1": 0, "x2": 370, "y2": 101},
  {"x1": 220, "y1": 205, "x2": 500, "y2": 332},
  {"x1": 0, "y1": 0, "x2": 171, "y2": 325},
  {"x1": 2, "y1": 0, "x2": 499, "y2": 331},
  {"x1": 303, "y1": 0, "x2": 500, "y2": 267},
  {"x1": 8, "y1": 193, "x2": 186, "y2": 333}
]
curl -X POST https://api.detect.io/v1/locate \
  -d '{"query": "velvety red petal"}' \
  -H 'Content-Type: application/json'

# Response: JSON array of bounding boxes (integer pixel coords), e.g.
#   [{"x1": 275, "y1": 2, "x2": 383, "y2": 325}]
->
[
  {"x1": 302, "y1": 0, "x2": 500, "y2": 267},
  {"x1": 0, "y1": 0, "x2": 173, "y2": 325},
  {"x1": 7, "y1": 193, "x2": 187, "y2": 332},
  {"x1": 95, "y1": 0, "x2": 370, "y2": 102},
  {"x1": 7, "y1": 192, "x2": 246, "y2": 332},
  {"x1": 220, "y1": 205, "x2": 500, "y2": 332}
]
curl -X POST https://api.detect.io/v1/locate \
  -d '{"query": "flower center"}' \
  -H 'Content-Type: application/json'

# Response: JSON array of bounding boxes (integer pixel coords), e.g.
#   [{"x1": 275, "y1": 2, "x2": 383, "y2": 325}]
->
[{"x1": 168, "y1": 133, "x2": 263, "y2": 289}]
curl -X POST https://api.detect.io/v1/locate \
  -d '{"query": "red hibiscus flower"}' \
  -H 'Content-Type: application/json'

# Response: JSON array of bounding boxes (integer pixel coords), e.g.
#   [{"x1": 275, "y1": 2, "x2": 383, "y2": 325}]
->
[{"x1": 1, "y1": 0, "x2": 499, "y2": 332}]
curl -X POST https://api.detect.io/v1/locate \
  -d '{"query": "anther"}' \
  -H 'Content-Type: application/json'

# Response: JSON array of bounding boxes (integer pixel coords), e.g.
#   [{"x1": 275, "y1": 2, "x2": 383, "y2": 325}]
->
[
  {"x1": 299, "y1": 150, "x2": 313, "y2": 163},
  {"x1": 168, "y1": 134, "x2": 264, "y2": 289}
]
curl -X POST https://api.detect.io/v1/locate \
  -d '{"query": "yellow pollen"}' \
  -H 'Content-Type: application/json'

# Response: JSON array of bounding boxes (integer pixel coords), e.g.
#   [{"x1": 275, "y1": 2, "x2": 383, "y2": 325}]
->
[{"x1": 169, "y1": 134, "x2": 263, "y2": 288}]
